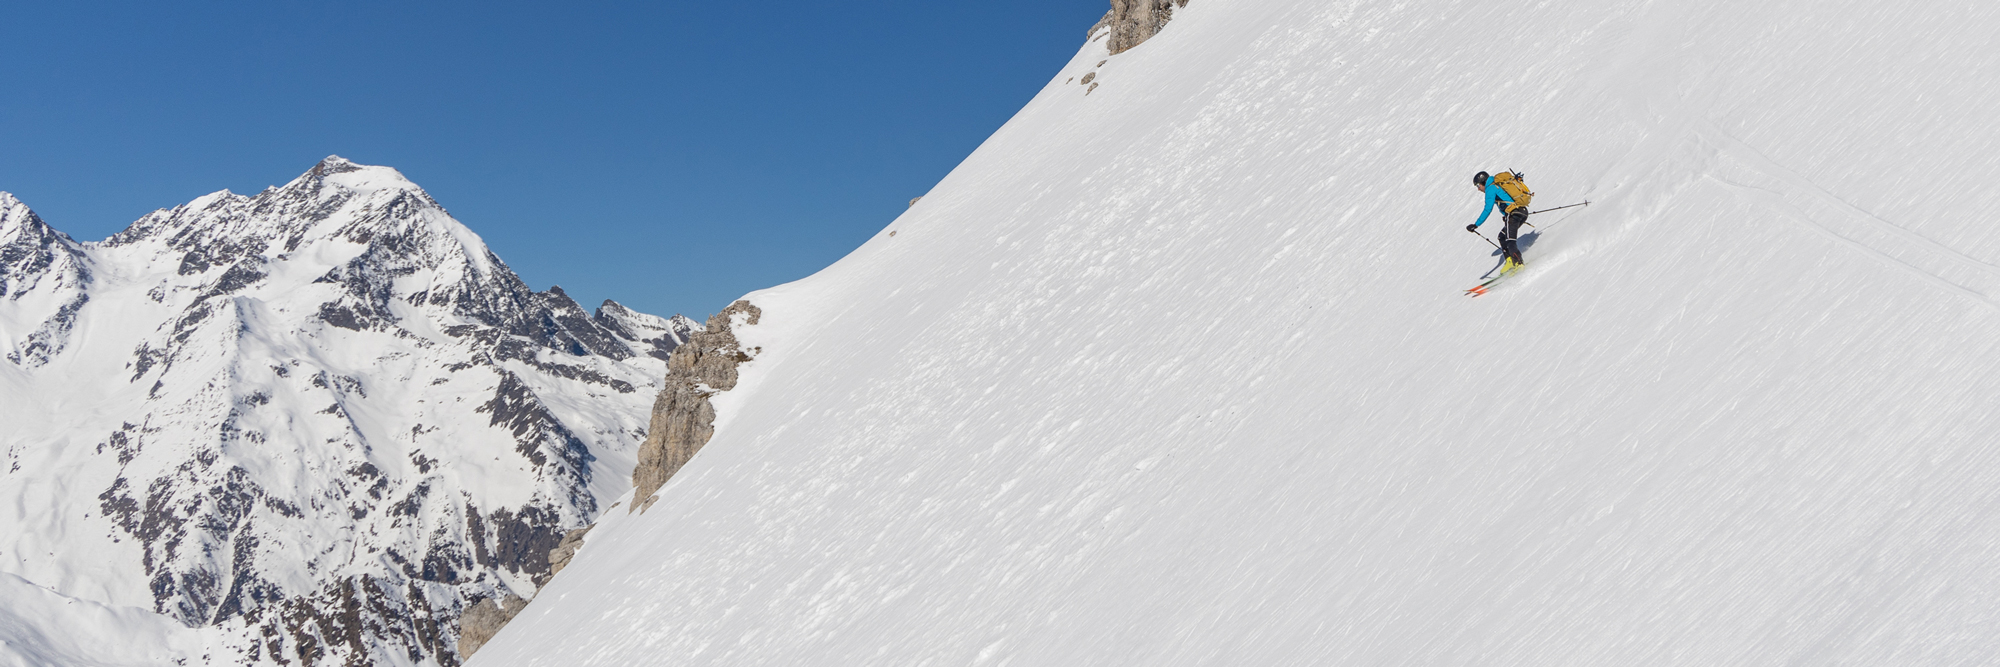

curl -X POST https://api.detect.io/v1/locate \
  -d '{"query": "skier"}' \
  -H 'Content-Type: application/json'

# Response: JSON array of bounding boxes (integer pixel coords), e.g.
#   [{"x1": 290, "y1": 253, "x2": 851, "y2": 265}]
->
[{"x1": 1465, "y1": 170, "x2": 1532, "y2": 268}]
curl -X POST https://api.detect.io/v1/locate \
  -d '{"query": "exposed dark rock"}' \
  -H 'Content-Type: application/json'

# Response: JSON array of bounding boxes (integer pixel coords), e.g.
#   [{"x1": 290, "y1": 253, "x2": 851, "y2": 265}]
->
[
  {"x1": 477, "y1": 370, "x2": 596, "y2": 476},
  {"x1": 474, "y1": 505, "x2": 570, "y2": 586},
  {"x1": 449, "y1": 511, "x2": 595, "y2": 655},
  {"x1": 8, "y1": 293, "x2": 87, "y2": 366}
]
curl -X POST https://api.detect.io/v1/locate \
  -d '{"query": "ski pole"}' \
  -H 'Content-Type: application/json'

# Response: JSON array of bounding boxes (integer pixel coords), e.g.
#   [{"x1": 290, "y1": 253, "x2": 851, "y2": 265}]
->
[
  {"x1": 1468, "y1": 227, "x2": 1501, "y2": 250},
  {"x1": 1529, "y1": 201, "x2": 1589, "y2": 215}
]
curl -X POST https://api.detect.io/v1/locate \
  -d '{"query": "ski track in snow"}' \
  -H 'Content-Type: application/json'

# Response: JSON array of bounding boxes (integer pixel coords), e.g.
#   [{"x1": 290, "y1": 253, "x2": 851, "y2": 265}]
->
[
  {"x1": 1694, "y1": 123, "x2": 2000, "y2": 313},
  {"x1": 1498, "y1": 120, "x2": 2000, "y2": 307}
]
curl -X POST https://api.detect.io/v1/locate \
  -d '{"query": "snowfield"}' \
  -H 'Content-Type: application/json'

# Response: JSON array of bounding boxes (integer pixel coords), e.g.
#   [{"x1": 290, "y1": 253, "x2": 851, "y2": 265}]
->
[{"x1": 476, "y1": 1, "x2": 2000, "y2": 665}]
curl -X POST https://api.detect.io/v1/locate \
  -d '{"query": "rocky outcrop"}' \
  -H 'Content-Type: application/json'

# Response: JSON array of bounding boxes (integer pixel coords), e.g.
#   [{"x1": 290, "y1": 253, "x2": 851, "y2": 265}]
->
[
  {"x1": 546, "y1": 525, "x2": 593, "y2": 578},
  {"x1": 456, "y1": 595, "x2": 529, "y2": 659},
  {"x1": 632, "y1": 300, "x2": 762, "y2": 512},
  {"x1": 448, "y1": 519, "x2": 593, "y2": 658},
  {"x1": 1089, "y1": 0, "x2": 1193, "y2": 55},
  {"x1": 425, "y1": 301, "x2": 750, "y2": 661}
]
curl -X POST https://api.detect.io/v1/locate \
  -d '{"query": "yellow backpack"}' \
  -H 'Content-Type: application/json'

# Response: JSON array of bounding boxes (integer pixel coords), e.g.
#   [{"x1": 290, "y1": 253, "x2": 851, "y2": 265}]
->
[{"x1": 1491, "y1": 171, "x2": 1533, "y2": 212}]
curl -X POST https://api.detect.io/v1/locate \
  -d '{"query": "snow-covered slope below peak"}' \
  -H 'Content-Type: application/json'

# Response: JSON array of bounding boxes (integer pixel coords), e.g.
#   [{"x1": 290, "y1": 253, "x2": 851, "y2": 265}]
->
[
  {"x1": 0, "y1": 159, "x2": 700, "y2": 665},
  {"x1": 479, "y1": 1, "x2": 2000, "y2": 665},
  {"x1": 0, "y1": 572, "x2": 231, "y2": 667}
]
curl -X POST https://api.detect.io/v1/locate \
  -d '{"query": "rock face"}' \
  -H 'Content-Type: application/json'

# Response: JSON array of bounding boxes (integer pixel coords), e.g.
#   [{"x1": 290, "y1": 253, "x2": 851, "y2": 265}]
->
[
  {"x1": 546, "y1": 525, "x2": 593, "y2": 578},
  {"x1": 1090, "y1": 0, "x2": 1193, "y2": 55},
  {"x1": 0, "y1": 159, "x2": 698, "y2": 666},
  {"x1": 456, "y1": 594, "x2": 530, "y2": 659},
  {"x1": 631, "y1": 300, "x2": 762, "y2": 512}
]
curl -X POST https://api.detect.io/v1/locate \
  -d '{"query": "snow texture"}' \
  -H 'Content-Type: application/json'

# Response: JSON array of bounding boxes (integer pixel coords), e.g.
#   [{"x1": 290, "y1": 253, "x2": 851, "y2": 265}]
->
[
  {"x1": 0, "y1": 157, "x2": 698, "y2": 665},
  {"x1": 478, "y1": 1, "x2": 2000, "y2": 665},
  {"x1": 0, "y1": 572, "x2": 219, "y2": 667}
]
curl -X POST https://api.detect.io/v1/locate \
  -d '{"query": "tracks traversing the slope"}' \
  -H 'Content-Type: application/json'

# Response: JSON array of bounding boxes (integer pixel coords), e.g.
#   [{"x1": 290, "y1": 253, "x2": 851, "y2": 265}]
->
[{"x1": 1692, "y1": 122, "x2": 2000, "y2": 314}]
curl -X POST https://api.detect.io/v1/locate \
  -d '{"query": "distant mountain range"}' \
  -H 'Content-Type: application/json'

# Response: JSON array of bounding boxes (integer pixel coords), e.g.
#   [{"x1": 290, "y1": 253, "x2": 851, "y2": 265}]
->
[{"x1": 0, "y1": 156, "x2": 693, "y2": 665}]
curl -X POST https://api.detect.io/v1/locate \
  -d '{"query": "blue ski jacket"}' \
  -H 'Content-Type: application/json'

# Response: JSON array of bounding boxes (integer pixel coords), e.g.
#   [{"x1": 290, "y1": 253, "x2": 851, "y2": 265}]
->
[{"x1": 1471, "y1": 182, "x2": 1515, "y2": 229}]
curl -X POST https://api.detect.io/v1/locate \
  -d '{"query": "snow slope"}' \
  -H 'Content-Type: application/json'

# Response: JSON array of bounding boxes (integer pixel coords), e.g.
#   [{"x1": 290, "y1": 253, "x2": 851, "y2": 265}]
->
[
  {"x1": 481, "y1": 1, "x2": 2000, "y2": 664},
  {"x1": 0, "y1": 572, "x2": 222, "y2": 667},
  {"x1": 0, "y1": 159, "x2": 698, "y2": 665}
]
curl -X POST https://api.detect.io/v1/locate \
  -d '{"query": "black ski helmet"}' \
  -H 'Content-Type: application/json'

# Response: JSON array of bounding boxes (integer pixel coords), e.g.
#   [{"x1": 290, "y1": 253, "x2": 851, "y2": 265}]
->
[{"x1": 1473, "y1": 171, "x2": 1490, "y2": 189}]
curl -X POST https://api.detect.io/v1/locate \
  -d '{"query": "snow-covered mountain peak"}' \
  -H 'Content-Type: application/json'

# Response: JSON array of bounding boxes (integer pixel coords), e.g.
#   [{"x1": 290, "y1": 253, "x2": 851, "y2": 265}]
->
[
  {"x1": 0, "y1": 161, "x2": 699, "y2": 664},
  {"x1": 594, "y1": 300, "x2": 701, "y2": 362},
  {"x1": 596, "y1": 299, "x2": 672, "y2": 331},
  {"x1": 76, "y1": 156, "x2": 539, "y2": 349},
  {"x1": 0, "y1": 194, "x2": 90, "y2": 366},
  {"x1": 101, "y1": 157, "x2": 464, "y2": 263},
  {"x1": 311, "y1": 153, "x2": 366, "y2": 174},
  {"x1": 301, "y1": 154, "x2": 425, "y2": 197},
  {"x1": 0, "y1": 190, "x2": 30, "y2": 223},
  {"x1": 0, "y1": 191, "x2": 66, "y2": 244}
]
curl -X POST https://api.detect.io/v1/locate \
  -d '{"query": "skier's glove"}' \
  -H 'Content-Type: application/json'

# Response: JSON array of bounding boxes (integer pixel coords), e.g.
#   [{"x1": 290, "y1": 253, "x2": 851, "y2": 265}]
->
[{"x1": 1465, "y1": 224, "x2": 1479, "y2": 233}]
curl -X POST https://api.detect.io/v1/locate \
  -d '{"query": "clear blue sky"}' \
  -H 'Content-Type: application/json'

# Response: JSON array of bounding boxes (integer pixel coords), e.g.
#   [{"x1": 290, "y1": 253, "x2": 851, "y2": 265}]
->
[{"x1": 0, "y1": 1, "x2": 1107, "y2": 318}]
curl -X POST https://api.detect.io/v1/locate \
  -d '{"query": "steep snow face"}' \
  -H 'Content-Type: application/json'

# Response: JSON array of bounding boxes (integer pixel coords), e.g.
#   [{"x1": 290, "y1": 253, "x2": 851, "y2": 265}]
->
[
  {"x1": 0, "y1": 157, "x2": 693, "y2": 665},
  {"x1": 480, "y1": 1, "x2": 2000, "y2": 665}
]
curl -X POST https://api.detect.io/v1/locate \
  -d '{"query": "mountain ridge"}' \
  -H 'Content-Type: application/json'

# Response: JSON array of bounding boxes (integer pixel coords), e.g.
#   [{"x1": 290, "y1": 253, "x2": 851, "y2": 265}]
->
[{"x1": 0, "y1": 158, "x2": 698, "y2": 665}]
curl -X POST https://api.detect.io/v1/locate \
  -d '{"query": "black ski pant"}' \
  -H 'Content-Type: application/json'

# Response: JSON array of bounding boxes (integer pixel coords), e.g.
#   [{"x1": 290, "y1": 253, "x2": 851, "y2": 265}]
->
[{"x1": 1497, "y1": 207, "x2": 1528, "y2": 263}]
